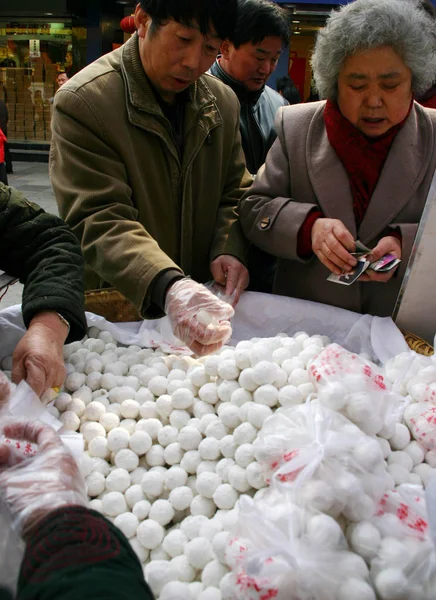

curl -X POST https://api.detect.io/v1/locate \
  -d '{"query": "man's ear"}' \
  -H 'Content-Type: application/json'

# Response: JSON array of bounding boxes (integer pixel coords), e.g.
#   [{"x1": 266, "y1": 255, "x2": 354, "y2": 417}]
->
[
  {"x1": 220, "y1": 40, "x2": 232, "y2": 60},
  {"x1": 135, "y1": 5, "x2": 151, "y2": 39}
]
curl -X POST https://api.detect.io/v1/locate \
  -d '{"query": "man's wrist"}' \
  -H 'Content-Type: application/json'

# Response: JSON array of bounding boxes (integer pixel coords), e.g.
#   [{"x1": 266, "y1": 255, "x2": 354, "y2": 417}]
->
[
  {"x1": 151, "y1": 269, "x2": 185, "y2": 312},
  {"x1": 29, "y1": 311, "x2": 70, "y2": 341}
]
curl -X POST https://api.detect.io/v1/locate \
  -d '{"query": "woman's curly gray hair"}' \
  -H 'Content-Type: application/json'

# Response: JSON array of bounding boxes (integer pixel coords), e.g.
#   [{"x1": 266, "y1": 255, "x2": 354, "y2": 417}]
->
[{"x1": 311, "y1": 0, "x2": 436, "y2": 100}]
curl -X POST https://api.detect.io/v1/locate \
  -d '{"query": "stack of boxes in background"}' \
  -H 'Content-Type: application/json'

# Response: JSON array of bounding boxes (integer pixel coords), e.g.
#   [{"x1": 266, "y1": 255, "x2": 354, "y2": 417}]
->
[{"x1": 0, "y1": 63, "x2": 55, "y2": 142}]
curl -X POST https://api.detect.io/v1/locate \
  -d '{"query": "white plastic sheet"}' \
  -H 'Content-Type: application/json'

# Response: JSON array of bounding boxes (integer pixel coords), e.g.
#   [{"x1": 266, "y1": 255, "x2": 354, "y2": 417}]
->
[{"x1": 0, "y1": 292, "x2": 409, "y2": 364}]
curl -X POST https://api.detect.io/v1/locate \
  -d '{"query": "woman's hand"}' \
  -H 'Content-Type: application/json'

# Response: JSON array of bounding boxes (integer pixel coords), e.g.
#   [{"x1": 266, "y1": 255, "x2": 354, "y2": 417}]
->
[
  {"x1": 311, "y1": 218, "x2": 357, "y2": 275},
  {"x1": 359, "y1": 235, "x2": 402, "y2": 283}
]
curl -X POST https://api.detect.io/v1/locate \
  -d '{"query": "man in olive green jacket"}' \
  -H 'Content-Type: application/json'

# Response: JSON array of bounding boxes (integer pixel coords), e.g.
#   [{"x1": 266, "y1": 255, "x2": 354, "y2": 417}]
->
[{"x1": 50, "y1": 0, "x2": 252, "y2": 355}]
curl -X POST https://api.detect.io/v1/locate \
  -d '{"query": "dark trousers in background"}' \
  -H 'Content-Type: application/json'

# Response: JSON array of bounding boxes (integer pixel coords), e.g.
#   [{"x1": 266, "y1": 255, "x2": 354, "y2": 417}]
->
[
  {"x1": 246, "y1": 244, "x2": 276, "y2": 294},
  {"x1": 4, "y1": 142, "x2": 13, "y2": 173},
  {"x1": 0, "y1": 163, "x2": 8, "y2": 185}
]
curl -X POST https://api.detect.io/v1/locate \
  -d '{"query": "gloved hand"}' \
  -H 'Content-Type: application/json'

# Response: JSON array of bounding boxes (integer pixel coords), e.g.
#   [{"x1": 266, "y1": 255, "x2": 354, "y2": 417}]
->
[
  {"x1": 0, "y1": 420, "x2": 87, "y2": 539},
  {"x1": 12, "y1": 311, "x2": 68, "y2": 398},
  {"x1": 0, "y1": 372, "x2": 11, "y2": 410},
  {"x1": 165, "y1": 278, "x2": 234, "y2": 356}
]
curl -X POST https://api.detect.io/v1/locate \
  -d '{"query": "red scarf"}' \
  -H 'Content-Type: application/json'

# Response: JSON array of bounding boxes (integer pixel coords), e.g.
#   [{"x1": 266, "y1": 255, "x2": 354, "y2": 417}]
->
[{"x1": 324, "y1": 99, "x2": 411, "y2": 225}]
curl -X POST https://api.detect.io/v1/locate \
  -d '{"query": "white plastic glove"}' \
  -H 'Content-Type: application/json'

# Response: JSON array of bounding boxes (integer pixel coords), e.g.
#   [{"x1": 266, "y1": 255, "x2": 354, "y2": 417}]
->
[
  {"x1": 0, "y1": 419, "x2": 87, "y2": 539},
  {"x1": 0, "y1": 372, "x2": 11, "y2": 410},
  {"x1": 165, "y1": 278, "x2": 234, "y2": 356}
]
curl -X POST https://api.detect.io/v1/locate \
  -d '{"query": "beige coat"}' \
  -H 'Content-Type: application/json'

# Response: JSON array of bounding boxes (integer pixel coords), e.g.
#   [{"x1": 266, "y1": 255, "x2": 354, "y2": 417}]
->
[
  {"x1": 50, "y1": 34, "x2": 251, "y2": 318},
  {"x1": 239, "y1": 101, "x2": 436, "y2": 317}
]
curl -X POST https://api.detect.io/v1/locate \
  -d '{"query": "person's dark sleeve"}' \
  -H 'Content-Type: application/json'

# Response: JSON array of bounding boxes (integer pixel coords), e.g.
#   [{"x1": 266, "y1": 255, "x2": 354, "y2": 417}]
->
[
  {"x1": 17, "y1": 506, "x2": 154, "y2": 600},
  {"x1": 148, "y1": 268, "x2": 185, "y2": 314},
  {"x1": 0, "y1": 183, "x2": 86, "y2": 342}
]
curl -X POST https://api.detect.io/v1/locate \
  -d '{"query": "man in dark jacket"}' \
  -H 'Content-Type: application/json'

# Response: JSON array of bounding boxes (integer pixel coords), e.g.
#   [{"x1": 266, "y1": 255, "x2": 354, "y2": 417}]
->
[
  {"x1": 209, "y1": 0, "x2": 290, "y2": 292},
  {"x1": 0, "y1": 183, "x2": 87, "y2": 396}
]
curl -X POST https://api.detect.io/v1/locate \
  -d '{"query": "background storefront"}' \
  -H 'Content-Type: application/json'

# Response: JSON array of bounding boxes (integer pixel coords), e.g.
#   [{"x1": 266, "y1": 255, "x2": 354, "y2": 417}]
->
[{"x1": 0, "y1": 0, "x2": 125, "y2": 145}]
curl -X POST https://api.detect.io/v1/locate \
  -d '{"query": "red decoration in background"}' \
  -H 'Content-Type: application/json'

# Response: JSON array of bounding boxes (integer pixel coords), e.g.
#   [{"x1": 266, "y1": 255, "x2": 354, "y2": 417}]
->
[
  {"x1": 288, "y1": 51, "x2": 306, "y2": 100},
  {"x1": 120, "y1": 16, "x2": 136, "y2": 34}
]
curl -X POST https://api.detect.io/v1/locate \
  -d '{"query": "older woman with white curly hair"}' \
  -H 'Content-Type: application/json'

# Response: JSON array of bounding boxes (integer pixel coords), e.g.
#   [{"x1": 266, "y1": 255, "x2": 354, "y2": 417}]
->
[{"x1": 239, "y1": 0, "x2": 436, "y2": 317}]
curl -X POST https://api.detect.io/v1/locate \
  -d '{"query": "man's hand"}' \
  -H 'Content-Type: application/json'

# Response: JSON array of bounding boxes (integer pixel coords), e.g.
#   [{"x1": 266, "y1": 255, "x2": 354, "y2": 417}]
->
[
  {"x1": 311, "y1": 218, "x2": 357, "y2": 275},
  {"x1": 165, "y1": 278, "x2": 234, "y2": 356},
  {"x1": 210, "y1": 255, "x2": 249, "y2": 305},
  {"x1": 12, "y1": 311, "x2": 69, "y2": 398},
  {"x1": 359, "y1": 235, "x2": 402, "y2": 283}
]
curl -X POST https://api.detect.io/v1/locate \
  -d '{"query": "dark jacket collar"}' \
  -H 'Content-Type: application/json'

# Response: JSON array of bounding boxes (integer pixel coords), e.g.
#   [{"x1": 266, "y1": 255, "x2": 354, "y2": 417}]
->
[{"x1": 210, "y1": 59, "x2": 263, "y2": 105}]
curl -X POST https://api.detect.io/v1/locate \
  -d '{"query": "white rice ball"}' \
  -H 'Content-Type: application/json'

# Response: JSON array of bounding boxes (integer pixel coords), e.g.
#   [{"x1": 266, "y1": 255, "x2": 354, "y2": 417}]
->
[
  {"x1": 106, "y1": 468, "x2": 131, "y2": 493},
  {"x1": 170, "y1": 410, "x2": 191, "y2": 430},
  {"x1": 132, "y1": 500, "x2": 151, "y2": 521},
  {"x1": 180, "y1": 450, "x2": 202, "y2": 475},
  {"x1": 160, "y1": 582, "x2": 191, "y2": 600},
  {"x1": 84, "y1": 400, "x2": 106, "y2": 421},
  {"x1": 389, "y1": 423, "x2": 411, "y2": 451},
  {"x1": 190, "y1": 496, "x2": 216, "y2": 518},
  {"x1": 171, "y1": 388, "x2": 194, "y2": 410},
  {"x1": 144, "y1": 560, "x2": 176, "y2": 595},
  {"x1": 230, "y1": 388, "x2": 252, "y2": 407},
  {"x1": 178, "y1": 426, "x2": 203, "y2": 451},
  {"x1": 234, "y1": 444, "x2": 254, "y2": 468},
  {"x1": 146, "y1": 445, "x2": 166, "y2": 467},
  {"x1": 196, "y1": 472, "x2": 222, "y2": 499},
  {"x1": 86, "y1": 472, "x2": 106, "y2": 497},
  {"x1": 88, "y1": 436, "x2": 109, "y2": 459},
  {"x1": 201, "y1": 561, "x2": 229, "y2": 589},
  {"x1": 120, "y1": 399, "x2": 140, "y2": 419},
  {"x1": 164, "y1": 442, "x2": 184, "y2": 465},
  {"x1": 60, "y1": 411, "x2": 81, "y2": 431},
  {"x1": 141, "y1": 471, "x2": 165, "y2": 497},
  {"x1": 102, "y1": 491, "x2": 128, "y2": 517},
  {"x1": 114, "y1": 448, "x2": 139, "y2": 471},
  {"x1": 114, "y1": 512, "x2": 139, "y2": 539},
  {"x1": 199, "y1": 438, "x2": 221, "y2": 461},
  {"x1": 185, "y1": 537, "x2": 214, "y2": 569},
  {"x1": 124, "y1": 484, "x2": 144, "y2": 508},
  {"x1": 217, "y1": 360, "x2": 240, "y2": 381},
  {"x1": 233, "y1": 423, "x2": 257, "y2": 445},
  {"x1": 149, "y1": 499, "x2": 175, "y2": 526},
  {"x1": 212, "y1": 484, "x2": 238, "y2": 510},
  {"x1": 170, "y1": 555, "x2": 197, "y2": 583},
  {"x1": 374, "y1": 568, "x2": 408, "y2": 600},
  {"x1": 162, "y1": 529, "x2": 188, "y2": 558},
  {"x1": 107, "y1": 427, "x2": 130, "y2": 451},
  {"x1": 128, "y1": 430, "x2": 152, "y2": 455},
  {"x1": 169, "y1": 487, "x2": 194, "y2": 511}
]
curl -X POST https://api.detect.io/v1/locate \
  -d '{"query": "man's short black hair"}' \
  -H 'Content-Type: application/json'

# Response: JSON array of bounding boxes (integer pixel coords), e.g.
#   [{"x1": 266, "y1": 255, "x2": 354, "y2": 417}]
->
[
  {"x1": 57, "y1": 71, "x2": 68, "y2": 79},
  {"x1": 139, "y1": 0, "x2": 238, "y2": 41},
  {"x1": 228, "y1": 0, "x2": 290, "y2": 48},
  {"x1": 276, "y1": 75, "x2": 301, "y2": 104}
]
